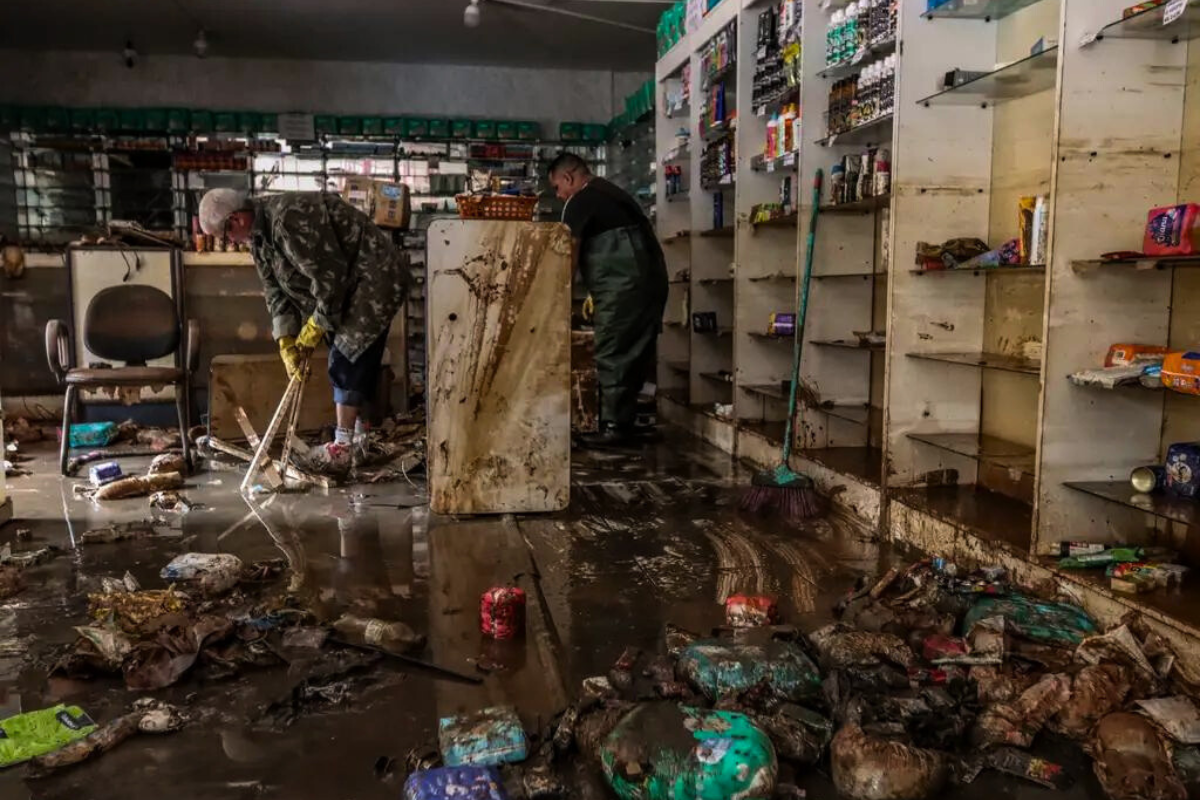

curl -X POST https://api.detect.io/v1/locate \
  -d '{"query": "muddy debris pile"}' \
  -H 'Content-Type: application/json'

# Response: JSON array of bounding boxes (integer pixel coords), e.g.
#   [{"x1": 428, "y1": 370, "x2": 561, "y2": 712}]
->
[{"x1": 393, "y1": 559, "x2": 1200, "y2": 800}]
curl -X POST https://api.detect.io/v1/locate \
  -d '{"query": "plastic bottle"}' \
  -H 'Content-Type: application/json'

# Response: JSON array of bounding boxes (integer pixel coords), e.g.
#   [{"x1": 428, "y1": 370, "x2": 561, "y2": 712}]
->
[
  {"x1": 844, "y1": 3, "x2": 859, "y2": 62},
  {"x1": 332, "y1": 614, "x2": 426, "y2": 654},
  {"x1": 873, "y1": 148, "x2": 891, "y2": 197},
  {"x1": 765, "y1": 114, "x2": 779, "y2": 160},
  {"x1": 828, "y1": 10, "x2": 842, "y2": 66}
]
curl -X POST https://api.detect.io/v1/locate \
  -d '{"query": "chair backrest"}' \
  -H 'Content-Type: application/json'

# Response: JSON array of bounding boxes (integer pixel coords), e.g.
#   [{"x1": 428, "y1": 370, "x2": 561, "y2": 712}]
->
[{"x1": 84, "y1": 285, "x2": 179, "y2": 364}]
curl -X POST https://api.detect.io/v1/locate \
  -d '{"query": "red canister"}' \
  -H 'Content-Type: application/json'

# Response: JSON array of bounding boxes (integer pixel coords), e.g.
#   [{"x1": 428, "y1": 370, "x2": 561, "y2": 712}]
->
[
  {"x1": 480, "y1": 586, "x2": 526, "y2": 639},
  {"x1": 724, "y1": 594, "x2": 780, "y2": 628}
]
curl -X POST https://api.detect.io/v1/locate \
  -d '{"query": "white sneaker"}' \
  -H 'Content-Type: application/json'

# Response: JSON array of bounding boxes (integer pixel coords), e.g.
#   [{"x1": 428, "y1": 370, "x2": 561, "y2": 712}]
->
[{"x1": 310, "y1": 442, "x2": 353, "y2": 476}]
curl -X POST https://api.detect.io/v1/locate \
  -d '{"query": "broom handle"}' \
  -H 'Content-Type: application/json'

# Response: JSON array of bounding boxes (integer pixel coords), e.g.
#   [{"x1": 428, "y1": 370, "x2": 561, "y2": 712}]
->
[{"x1": 782, "y1": 169, "x2": 823, "y2": 464}]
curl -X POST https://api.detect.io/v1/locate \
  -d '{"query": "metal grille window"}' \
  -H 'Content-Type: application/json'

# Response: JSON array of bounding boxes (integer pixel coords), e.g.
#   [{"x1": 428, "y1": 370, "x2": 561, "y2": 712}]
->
[{"x1": 13, "y1": 137, "x2": 103, "y2": 245}]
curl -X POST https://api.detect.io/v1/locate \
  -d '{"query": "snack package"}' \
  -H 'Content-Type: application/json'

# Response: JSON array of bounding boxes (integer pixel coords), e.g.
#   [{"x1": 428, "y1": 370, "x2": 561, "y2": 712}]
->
[
  {"x1": 1144, "y1": 203, "x2": 1200, "y2": 256},
  {"x1": 1162, "y1": 351, "x2": 1200, "y2": 395},
  {"x1": 1106, "y1": 343, "x2": 1169, "y2": 368}
]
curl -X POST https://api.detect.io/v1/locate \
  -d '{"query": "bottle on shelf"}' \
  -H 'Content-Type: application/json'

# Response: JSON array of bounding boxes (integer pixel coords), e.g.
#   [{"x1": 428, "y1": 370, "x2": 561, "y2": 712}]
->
[{"x1": 827, "y1": 9, "x2": 843, "y2": 67}]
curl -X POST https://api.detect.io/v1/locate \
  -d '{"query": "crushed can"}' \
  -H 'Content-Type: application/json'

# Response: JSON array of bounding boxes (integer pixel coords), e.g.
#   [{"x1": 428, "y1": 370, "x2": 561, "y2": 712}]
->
[
  {"x1": 480, "y1": 586, "x2": 525, "y2": 640},
  {"x1": 404, "y1": 766, "x2": 507, "y2": 800},
  {"x1": 438, "y1": 706, "x2": 528, "y2": 767},
  {"x1": 88, "y1": 461, "x2": 123, "y2": 487},
  {"x1": 724, "y1": 594, "x2": 780, "y2": 628}
]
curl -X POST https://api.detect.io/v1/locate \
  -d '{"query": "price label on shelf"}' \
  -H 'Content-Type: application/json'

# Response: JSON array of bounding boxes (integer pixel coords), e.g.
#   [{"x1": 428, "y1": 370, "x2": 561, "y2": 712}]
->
[
  {"x1": 767, "y1": 160, "x2": 776, "y2": 173},
  {"x1": 1165, "y1": 0, "x2": 1187, "y2": 25}
]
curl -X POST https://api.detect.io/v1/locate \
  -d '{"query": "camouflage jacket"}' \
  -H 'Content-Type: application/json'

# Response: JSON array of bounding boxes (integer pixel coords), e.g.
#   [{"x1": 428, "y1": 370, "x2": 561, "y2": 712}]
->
[{"x1": 250, "y1": 192, "x2": 409, "y2": 363}]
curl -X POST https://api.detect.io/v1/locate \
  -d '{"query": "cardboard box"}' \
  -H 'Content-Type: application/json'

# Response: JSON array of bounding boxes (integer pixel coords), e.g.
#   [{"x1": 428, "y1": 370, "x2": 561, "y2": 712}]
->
[{"x1": 341, "y1": 178, "x2": 411, "y2": 230}]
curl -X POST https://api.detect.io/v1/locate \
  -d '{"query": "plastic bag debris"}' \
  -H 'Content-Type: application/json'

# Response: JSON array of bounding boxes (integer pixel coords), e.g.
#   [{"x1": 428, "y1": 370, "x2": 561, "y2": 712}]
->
[
  {"x1": 676, "y1": 640, "x2": 822, "y2": 703},
  {"x1": 88, "y1": 589, "x2": 188, "y2": 634},
  {"x1": 599, "y1": 704, "x2": 777, "y2": 800},
  {"x1": 123, "y1": 615, "x2": 234, "y2": 690},
  {"x1": 150, "y1": 491, "x2": 194, "y2": 513},
  {"x1": 0, "y1": 543, "x2": 57, "y2": 569},
  {"x1": 257, "y1": 648, "x2": 382, "y2": 728},
  {"x1": 665, "y1": 623, "x2": 701, "y2": 658},
  {"x1": 79, "y1": 521, "x2": 158, "y2": 544},
  {"x1": 404, "y1": 766, "x2": 507, "y2": 800},
  {"x1": 754, "y1": 704, "x2": 832, "y2": 765},
  {"x1": 609, "y1": 646, "x2": 641, "y2": 692},
  {"x1": 831, "y1": 720, "x2": 947, "y2": 800},
  {"x1": 438, "y1": 706, "x2": 528, "y2": 767},
  {"x1": 1091, "y1": 712, "x2": 1186, "y2": 800},
  {"x1": 281, "y1": 626, "x2": 329, "y2": 650},
  {"x1": 961, "y1": 747, "x2": 1072, "y2": 790},
  {"x1": 73, "y1": 625, "x2": 133, "y2": 670},
  {"x1": 523, "y1": 761, "x2": 565, "y2": 800},
  {"x1": 725, "y1": 595, "x2": 780, "y2": 628},
  {"x1": 1136, "y1": 697, "x2": 1200, "y2": 744},
  {"x1": 1077, "y1": 625, "x2": 1160, "y2": 685},
  {"x1": 160, "y1": 552, "x2": 243, "y2": 595},
  {"x1": 97, "y1": 571, "x2": 141, "y2": 594},
  {"x1": 1052, "y1": 664, "x2": 1131, "y2": 740},
  {"x1": 810, "y1": 626, "x2": 915, "y2": 670},
  {"x1": 26, "y1": 701, "x2": 185, "y2": 777},
  {"x1": 0, "y1": 705, "x2": 97, "y2": 767},
  {"x1": 971, "y1": 672, "x2": 1071, "y2": 749},
  {"x1": 963, "y1": 594, "x2": 1096, "y2": 646}
]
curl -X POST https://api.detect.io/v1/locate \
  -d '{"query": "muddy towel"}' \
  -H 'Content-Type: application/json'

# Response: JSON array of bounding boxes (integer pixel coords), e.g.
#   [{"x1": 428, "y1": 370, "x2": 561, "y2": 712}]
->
[
  {"x1": 676, "y1": 640, "x2": 822, "y2": 702},
  {"x1": 962, "y1": 594, "x2": 1096, "y2": 646},
  {"x1": 600, "y1": 704, "x2": 777, "y2": 800}
]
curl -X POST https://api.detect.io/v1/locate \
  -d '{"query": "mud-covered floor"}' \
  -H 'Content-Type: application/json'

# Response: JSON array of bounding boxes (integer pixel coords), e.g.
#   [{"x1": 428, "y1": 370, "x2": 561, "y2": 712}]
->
[{"x1": 0, "y1": 429, "x2": 1107, "y2": 800}]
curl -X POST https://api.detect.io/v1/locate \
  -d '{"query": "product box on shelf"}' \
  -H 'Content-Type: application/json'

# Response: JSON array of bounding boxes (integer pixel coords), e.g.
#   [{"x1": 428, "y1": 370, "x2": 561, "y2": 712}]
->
[{"x1": 342, "y1": 178, "x2": 412, "y2": 230}]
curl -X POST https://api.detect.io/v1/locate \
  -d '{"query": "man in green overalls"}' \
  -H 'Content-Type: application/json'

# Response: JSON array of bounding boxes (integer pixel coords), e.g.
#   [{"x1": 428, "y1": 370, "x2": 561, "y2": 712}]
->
[{"x1": 549, "y1": 153, "x2": 667, "y2": 447}]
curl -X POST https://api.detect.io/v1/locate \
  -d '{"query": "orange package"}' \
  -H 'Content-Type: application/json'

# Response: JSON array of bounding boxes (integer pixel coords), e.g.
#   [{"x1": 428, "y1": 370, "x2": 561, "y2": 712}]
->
[
  {"x1": 1105, "y1": 343, "x2": 1169, "y2": 367},
  {"x1": 1162, "y1": 351, "x2": 1200, "y2": 395}
]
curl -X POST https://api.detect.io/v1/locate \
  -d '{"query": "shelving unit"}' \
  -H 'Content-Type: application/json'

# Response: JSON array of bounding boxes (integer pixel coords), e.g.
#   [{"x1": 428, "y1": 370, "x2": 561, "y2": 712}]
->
[{"x1": 653, "y1": 0, "x2": 1200, "y2": 665}]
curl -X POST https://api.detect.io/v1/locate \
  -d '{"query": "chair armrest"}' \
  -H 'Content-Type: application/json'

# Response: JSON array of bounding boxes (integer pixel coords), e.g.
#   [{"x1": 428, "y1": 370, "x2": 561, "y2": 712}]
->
[
  {"x1": 185, "y1": 319, "x2": 201, "y2": 374},
  {"x1": 44, "y1": 319, "x2": 70, "y2": 384}
]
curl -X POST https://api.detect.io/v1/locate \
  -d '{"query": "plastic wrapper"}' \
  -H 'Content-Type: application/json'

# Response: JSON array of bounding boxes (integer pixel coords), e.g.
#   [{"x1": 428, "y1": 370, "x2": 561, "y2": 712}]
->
[
  {"x1": 0, "y1": 705, "x2": 97, "y2": 767},
  {"x1": 971, "y1": 673, "x2": 1071, "y2": 749},
  {"x1": 961, "y1": 747, "x2": 1071, "y2": 790},
  {"x1": 1136, "y1": 697, "x2": 1200, "y2": 744},
  {"x1": 962, "y1": 594, "x2": 1096, "y2": 646},
  {"x1": 160, "y1": 552, "x2": 244, "y2": 595},
  {"x1": 810, "y1": 626, "x2": 915, "y2": 669},
  {"x1": 1144, "y1": 203, "x2": 1200, "y2": 256},
  {"x1": 438, "y1": 706, "x2": 528, "y2": 767},
  {"x1": 1051, "y1": 663, "x2": 1131, "y2": 740},
  {"x1": 676, "y1": 640, "x2": 822, "y2": 703},
  {"x1": 600, "y1": 704, "x2": 777, "y2": 800},
  {"x1": 830, "y1": 722, "x2": 947, "y2": 800},
  {"x1": 404, "y1": 767, "x2": 507, "y2": 800},
  {"x1": 1091, "y1": 712, "x2": 1186, "y2": 800},
  {"x1": 725, "y1": 594, "x2": 780, "y2": 628},
  {"x1": 753, "y1": 704, "x2": 832, "y2": 766}
]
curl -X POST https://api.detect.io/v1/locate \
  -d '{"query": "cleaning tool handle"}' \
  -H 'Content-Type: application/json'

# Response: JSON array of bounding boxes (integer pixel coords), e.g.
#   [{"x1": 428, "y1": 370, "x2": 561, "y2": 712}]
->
[{"x1": 782, "y1": 169, "x2": 823, "y2": 463}]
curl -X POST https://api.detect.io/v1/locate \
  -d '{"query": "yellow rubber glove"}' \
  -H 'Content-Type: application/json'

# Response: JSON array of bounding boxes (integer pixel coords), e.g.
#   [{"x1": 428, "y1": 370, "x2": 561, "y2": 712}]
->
[
  {"x1": 582, "y1": 295, "x2": 594, "y2": 322},
  {"x1": 295, "y1": 316, "x2": 326, "y2": 352},
  {"x1": 278, "y1": 336, "x2": 306, "y2": 380}
]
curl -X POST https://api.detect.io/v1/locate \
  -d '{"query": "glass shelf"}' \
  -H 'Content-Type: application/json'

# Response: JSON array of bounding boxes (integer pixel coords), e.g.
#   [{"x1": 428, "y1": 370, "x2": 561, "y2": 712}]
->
[
  {"x1": 664, "y1": 360, "x2": 690, "y2": 373},
  {"x1": 912, "y1": 264, "x2": 1045, "y2": 276},
  {"x1": 922, "y1": 0, "x2": 1050, "y2": 20},
  {"x1": 1071, "y1": 254, "x2": 1200, "y2": 273},
  {"x1": 700, "y1": 371, "x2": 735, "y2": 384},
  {"x1": 699, "y1": 227, "x2": 735, "y2": 238},
  {"x1": 1065, "y1": 481, "x2": 1200, "y2": 527},
  {"x1": 748, "y1": 272, "x2": 796, "y2": 282},
  {"x1": 815, "y1": 402, "x2": 871, "y2": 426},
  {"x1": 908, "y1": 432, "x2": 1035, "y2": 477},
  {"x1": 917, "y1": 48, "x2": 1058, "y2": 107},
  {"x1": 815, "y1": 114, "x2": 894, "y2": 147},
  {"x1": 812, "y1": 338, "x2": 885, "y2": 351},
  {"x1": 743, "y1": 383, "x2": 787, "y2": 400},
  {"x1": 1095, "y1": 1, "x2": 1200, "y2": 43},
  {"x1": 820, "y1": 194, "x2": 891, "y2": 214},
  {"x1": 907, "y1": 350, "x2": 1040, "y2": 374},
  {"x1": 818, "y1": 37, "x2": 898, "y2": 80}
]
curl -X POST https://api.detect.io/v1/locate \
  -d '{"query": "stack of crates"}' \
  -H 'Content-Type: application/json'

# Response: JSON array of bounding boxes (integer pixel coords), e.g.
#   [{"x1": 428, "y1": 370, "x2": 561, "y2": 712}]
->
[{"x1": 657, "y1": 1, "x2": 689, "y2": 56}]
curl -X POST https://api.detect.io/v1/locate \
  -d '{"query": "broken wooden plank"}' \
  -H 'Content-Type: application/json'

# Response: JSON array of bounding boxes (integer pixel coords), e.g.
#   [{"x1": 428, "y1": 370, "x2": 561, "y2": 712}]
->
[{"x1": 233, "y1": 406, "x2": 283, "y2": 489}]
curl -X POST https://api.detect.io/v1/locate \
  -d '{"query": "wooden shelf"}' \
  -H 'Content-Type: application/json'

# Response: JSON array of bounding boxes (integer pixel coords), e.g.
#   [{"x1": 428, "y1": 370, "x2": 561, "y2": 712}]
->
[
  {"x1": 907, "y1": 351, "x2": 1040, "y2": 375},
  {"x1": 664, "y1": 360, "x2": 690, "y2": 374},
  {"x1": 813, "y1": 402, "x2": 871, "y2": 426},
  {"x1": 813, "y1": 271, "x2": 882, "y2": 280},
  {"x1": 750, "y1": 152, "x2": 797, "y2": 172},
  {"x1": 1071, "y1": 255, "x2": 1200, "y2": 273},
  {"x1": 748, "y1": 331, "x2": 792, "y2": 341},
  {"x1": 917, "y1": 48, "x2": 1059, "y2": 107},
  {"x1": 820, "y1": 194, "x2": 891, "y2": 214},
  {"x1": 892, "y1": 486, "x2": 1032, "y2": 551},
  {"x1": 696, "y1": 327, "x2": 734, "y2": 337},
  {"x1": 740, "y1": 419, "x2": 787, "y2": 447},
  {"x1": 699, "y1": 371, "x2": 735, "y2": 385},
  {"x1": 1064, "y1": 481, "x2": 1200, "y2": 528},
  {"x1": 907, "y1": 432, "x2": 1035, "y2": 477},
  {"x1": 698, "y1": 276, "x2": 734, "y2": 285},
  {"x1": 911, "y1": 265, "x2": 1045, "y2": 276},
  {"x1": 748, "y1": 272, "x2": 796, "y2": 282},
  {"x1": 801, "y1": 446, "x2": 883, "y2": 487},
  {"x1": 812, "y1": 338, "x2": 885, "y2": 351}
]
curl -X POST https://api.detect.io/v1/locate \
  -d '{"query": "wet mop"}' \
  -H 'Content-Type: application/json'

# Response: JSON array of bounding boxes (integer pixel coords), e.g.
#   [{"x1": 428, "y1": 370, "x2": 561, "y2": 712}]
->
[{"x1": 741, "y1": 169, "x2": 824, "y2": 520}]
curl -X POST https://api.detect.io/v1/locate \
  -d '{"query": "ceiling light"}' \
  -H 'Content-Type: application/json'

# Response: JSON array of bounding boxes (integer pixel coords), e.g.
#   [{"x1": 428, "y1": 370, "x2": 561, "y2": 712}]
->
[
  {"x1": 464, "y1": 0, "x2": 482, "y2": 28},
  {"x1": 194, "y1": 29, "x2": 208, "y2": 58}
]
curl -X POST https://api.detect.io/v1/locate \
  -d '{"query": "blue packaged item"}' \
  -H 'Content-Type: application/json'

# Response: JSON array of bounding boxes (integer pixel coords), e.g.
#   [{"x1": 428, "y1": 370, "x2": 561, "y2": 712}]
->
[
  {"x1": 405, "y1": 767, "x2": 507, "y2": 800},
  {"x1": 438, "y1": 706, "x2": 528, "y2": 767},
  {"x1": 1166, "y1": 442, "x2": 1200, "y2": 498},
  {"x1": 67, "y1": 422, "x2": 118, "y2": 448},
  {"x1": 88, "y1": 461, "x2": 123, "y2": 486},
  {"x1": 676, "y1": 640, "x2": 822, "y2": 703}
]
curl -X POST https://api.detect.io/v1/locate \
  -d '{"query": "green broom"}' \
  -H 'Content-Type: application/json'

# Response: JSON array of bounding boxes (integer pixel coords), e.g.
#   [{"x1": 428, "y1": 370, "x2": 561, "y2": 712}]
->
[{"x1": 741, "y1": 169, "x2": 824, "y2": 519}]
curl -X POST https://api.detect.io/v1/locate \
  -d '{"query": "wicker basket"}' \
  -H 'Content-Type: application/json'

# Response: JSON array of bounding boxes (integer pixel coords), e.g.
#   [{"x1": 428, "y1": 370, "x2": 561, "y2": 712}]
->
[{"x1": 456, "y1": 194, "x2": 539, "y2": 221}]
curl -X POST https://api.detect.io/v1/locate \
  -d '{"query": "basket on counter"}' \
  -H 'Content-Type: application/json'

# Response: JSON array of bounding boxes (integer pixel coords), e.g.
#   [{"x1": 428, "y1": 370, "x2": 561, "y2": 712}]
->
[{"x1": 455, "y1": 194, "x2": 539, "y2": 221}]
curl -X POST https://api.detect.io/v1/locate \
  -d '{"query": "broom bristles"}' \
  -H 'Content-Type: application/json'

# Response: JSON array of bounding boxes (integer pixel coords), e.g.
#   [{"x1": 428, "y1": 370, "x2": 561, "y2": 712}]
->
[{"x1": 739, "y1": 483, "x2": 823, "y2": 520}]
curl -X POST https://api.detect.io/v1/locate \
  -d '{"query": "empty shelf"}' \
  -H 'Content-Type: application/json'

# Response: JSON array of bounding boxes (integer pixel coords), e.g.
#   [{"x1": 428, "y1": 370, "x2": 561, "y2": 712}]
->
[
  {"x1": 699, "y1": 226, "x2": 735, "y2": 238},
  {"x1": 820, "y1": 194, "x2": 891, "y2": 214},
  {"x1": 892, "y1": 485, "x2": 1032, "y2": 551},
  {"x1": 1071, "y1": 255, "x2": 1200, "y2": 273},
  {"x1": 917, "y1": 48, "x2": 1058, "y2": 107},
  {"x1": 1095, "y1": 2, "x2": 1200, "y2": 43},
  {"x1": 1065, "y1": 481, "x2": 1200, "y2": 527},
  {"x1": 812, "y1": 338, "x2": 885, "y2": 351},
  {"x1": 699, "y1": 371, "x2": 735, "y2": 384},
  {"x1": 922, "y1": 0, "x2": 1047, "y2": 21},
  {"x1": 907, "y1": 351, "x2": 1040, "y2": 374},
  {"x1": 743, "y1": 383, "x2": 788, "y2": 400},
  {"x1": 907, "y1": 432, "x2": 1035, "y2": 476}
]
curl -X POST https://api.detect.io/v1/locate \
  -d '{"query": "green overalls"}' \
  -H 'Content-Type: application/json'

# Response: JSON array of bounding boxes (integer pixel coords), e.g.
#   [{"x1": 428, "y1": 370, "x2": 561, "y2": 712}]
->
[{"x1": 580, "y1": 224, "x2": 668, "y2": 429}]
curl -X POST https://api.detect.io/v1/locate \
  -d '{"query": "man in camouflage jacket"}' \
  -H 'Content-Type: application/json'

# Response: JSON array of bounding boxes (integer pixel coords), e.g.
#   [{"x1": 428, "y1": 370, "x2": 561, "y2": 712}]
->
[{"x1": 199, "y1": 189, "x2": 409, "y2": 474}]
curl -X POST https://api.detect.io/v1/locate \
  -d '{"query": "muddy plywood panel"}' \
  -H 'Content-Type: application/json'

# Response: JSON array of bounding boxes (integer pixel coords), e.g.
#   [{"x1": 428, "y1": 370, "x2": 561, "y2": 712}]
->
[
  {"x1": 1036, "y1": 0, "x2": 1184, "y2": 551},
  {"x1": 208, "y1": 354, "x2": 338, "y2": 440},
  {"x1": 427, "y1": 220, "x2": 572, "y2": 515},
  {"x1": 1, "y1": 266, "x2": 69, "y2": 395},
  {"x1": 185, "y1": 266, "x2": 273, "y2": 390},
  {"x1": 981, "y1": 272, "x2": 1044, "y2": 449},
  {"x1": 882, "y1": 0, "x2": 996, "y2": 487},
  {"x1": 571, "y1": 331, "x2": 599, "y2": 434}
]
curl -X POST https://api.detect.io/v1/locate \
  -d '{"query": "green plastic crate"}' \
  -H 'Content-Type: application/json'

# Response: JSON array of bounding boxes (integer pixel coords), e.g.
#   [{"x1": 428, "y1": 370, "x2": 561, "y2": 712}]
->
[
  {"x1": 559, "y1": 122, "x2": 582, "y2": 142},
  {"x1": 236, "y1": 111, "x2": 261, "y2": 133},
  {"x1": 213, "y1": 111, "x2": 238, "y2": 132},
  {"x1": 259, "y1": 112, "x2": 279, "y2": 134},
  {"x1": 189, "y1": 110, "x2": 213, "y2": 133},
  {"x1": 583, "y1": 124, "x2": 608, "y2": 143},
  {"x1": 0, "y1": 106, "x2": 18, "y2": 132},
  {"x1": 496, "y1": 121, "x2": 517, "y2": 140},
  {"x1": 517, "y1": 121, "x2": 540, "y2": 141},
  {"x1": 118, "y1": 108, "x2": 146, "y2": 132},
  {"x1": 165, "y1": 109, "x2": 190, "y2": 133},
  {"x1": 428, "y1": 118, "x2": 450, "y2": 138},
  {"x1": 95, "y1": 108, "x2": 121, "y2": 133},
  {"x1": 361, "y1": 116, "x2": 384, "y2": 136},
  {"x1": 314, "y1": 115, "x2": 337, "y2": 136},
  {"x1": 451, "y1": 119, "x2": 472, "y2": 139},
  {"x1": 403, "y1": 117, "x2": 429, "y2": 137},
  {"x1": 18, "y1": 107, "x2": 45, "y2": 132},
  {"x1": 383, "y1": 117, "x2": 404, "y2": 135},
  {"x1": 43, "y1": 107, "x2": 69, "y2": 132},
  {"x1": 337, "y1": 116, "x2": 361, "y2": 135},
  {"x1": 473, "y1": 120, "x2": 497, "y2": 139},
  {"x1": 144, "y1": 108, "x2": 169, "y2": 132}
]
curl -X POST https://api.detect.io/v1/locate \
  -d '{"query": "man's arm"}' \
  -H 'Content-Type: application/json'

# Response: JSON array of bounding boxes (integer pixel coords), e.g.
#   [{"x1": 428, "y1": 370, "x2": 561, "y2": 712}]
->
[
  {"x1": 275, "y1": 198, "x2": 352, "y2": 333},
  {"x1": 256, "y1": 253, "x2": 301, "y2": 340}
]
